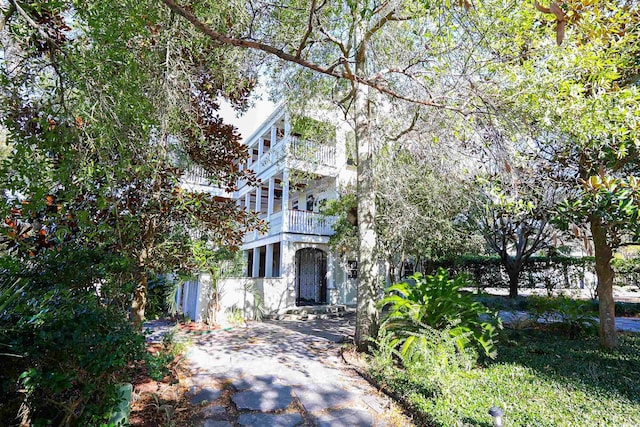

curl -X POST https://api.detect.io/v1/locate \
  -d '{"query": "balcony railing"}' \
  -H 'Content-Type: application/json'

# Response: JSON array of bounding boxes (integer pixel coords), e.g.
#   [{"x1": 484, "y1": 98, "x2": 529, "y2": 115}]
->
[
  {"x1": 243, "y1": 209, "x2": 336, "y2": 243},
  {"x1": 182, "y1": 166, "x2": 211, "y2": 187},
  {"x1": 254, "y1": 136, "x2": 337, "y2": 174},
  {"x1": 288, "y1": 209, "x2": 336, "y2": 235},
  {"x1": 289, "y1": 136, "x2": 336, "y2": 167}
]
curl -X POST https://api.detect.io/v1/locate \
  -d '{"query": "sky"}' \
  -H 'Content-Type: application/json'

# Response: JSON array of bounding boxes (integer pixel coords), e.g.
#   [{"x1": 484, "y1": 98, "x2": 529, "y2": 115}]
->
[{"x1": 218, "y1": 90, "x2": 276, "y2": 142}]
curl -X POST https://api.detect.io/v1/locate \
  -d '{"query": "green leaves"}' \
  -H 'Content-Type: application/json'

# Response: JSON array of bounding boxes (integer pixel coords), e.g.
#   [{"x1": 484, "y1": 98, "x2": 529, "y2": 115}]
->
[{"x1": 378, "y1": 268, "x2": 502, "y2": 360}]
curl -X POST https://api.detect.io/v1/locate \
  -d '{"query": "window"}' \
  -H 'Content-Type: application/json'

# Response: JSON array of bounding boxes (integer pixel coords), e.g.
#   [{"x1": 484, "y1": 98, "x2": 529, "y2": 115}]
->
[{"x1": 306, "y1": 194, "x2": 315, "y2": 211}]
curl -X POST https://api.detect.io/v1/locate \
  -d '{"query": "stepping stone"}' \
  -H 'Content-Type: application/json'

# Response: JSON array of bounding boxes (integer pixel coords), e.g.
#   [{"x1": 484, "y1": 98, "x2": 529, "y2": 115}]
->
[
  {"x1": 294, "y1": 383, "x2": 359, "y2": 413},
  {"x1": 233, "y1": 375, "x2": 278, "y2": 391},
  {"x1": 237, "y1": 412, "x2": 304, "y2": 427},
  {"x1": 315, "y1": 408, "x2": 374, "y2": 427},
  {"x1": 232, "y1": 385, "x2": 293, "y2": 411},
  {"x1": 190, "y1": 388, "x2": 222, "y2": 405},
  {"x1": 200, "y1": 404, "x2": 227, "y2": 419}
]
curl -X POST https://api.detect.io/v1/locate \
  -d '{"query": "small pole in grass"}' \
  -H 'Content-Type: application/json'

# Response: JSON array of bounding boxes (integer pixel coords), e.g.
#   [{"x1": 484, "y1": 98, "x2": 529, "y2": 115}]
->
[{"x1": 488, "y1": 406, "x2": 505, "y2": 427}]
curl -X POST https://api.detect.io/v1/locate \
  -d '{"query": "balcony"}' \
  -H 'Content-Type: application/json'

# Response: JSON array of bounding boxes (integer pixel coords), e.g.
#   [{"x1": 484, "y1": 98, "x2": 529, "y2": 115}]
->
[
  {"x1": 252, "y1": 136, "x2": 337, "y2": 176},
  {"x1": 288, "y1": 209, "x2": 336, "y2": 235},
  {"x1": 180, "y1": 166, "x2": 232, "y2": 198},
  {"x1": 181, "y1": 165, "x2": 212, "y2": 187},
  {"x1": 244, "y1": 209, "x2": 337, "y2": 242}
]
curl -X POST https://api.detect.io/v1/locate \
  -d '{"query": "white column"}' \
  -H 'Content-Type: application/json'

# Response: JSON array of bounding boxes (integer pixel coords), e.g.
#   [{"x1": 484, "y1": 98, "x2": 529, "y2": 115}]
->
[
  {"x1": 281, "y1": 241, "x2": 295, "y2": 295},
  {"x1": 282, "y1": 170, "x2": 290, "y2": 231},
  {"x1": 271, "y1": 125, "x2": 277, "y2": 145},
  {"x1": 255, "y1": 187, "x2": 262, "y2": 214},
  {"x1": 252, "y1": 247, "x2": 260, "y2": 278},
  {"x1": 284, "y1": 111, "x2": 291, "y2": 136},
  {"x1": 267, "y1": 177, "x2": 275, "y2": 217},
  {"x1": 257, "y1": 139, "x2": 264, "y2": 173},
  {"x1": 265, "y1": 244, "x2": 274, "y2": 278},
  {"x1": 175, "y1": 284, "x2": 183, "y2": 313},
  {"x1": 245, "y1": 193, "x2": 250, "y2": 210}
]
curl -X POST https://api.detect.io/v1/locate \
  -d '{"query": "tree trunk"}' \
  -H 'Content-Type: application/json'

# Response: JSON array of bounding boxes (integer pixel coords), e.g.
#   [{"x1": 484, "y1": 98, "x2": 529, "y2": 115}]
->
[
  {"x1": 131, "y1": 273, "x2": 148, "y2": 328},
  {"x1": 505, "y1": 263, "x2": 520, "y2": 298},
  {"x1": 354, "y1": 81, "x2": 379, "y2": 351},
  {"x1": 590, "y1": 218, "x2": 617, "y2": 349}
]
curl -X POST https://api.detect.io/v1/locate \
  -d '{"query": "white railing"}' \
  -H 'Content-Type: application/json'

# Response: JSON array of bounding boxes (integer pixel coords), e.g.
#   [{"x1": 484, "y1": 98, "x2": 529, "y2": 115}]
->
[
  {"x1": 257, "y1": 141, "x2": 287, "y2": 172},
  {"x1": 182, "y1": 165, "x2": 211, "y2": 186},
  {"x1": 289, "y1": 136, "x2": 336, "y2": 167},
  {"x1": 287, "y1": 209, "x2": 336, "y2": 235},
  {"x1": 252, "y1": 136, "x2": 337, "y2": 174}
]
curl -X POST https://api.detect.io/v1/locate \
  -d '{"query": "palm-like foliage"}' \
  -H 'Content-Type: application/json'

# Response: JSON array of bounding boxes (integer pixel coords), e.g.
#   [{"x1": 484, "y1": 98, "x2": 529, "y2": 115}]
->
[{"x1": 378, "y1": 268, "x2": 501, "y2": 359}]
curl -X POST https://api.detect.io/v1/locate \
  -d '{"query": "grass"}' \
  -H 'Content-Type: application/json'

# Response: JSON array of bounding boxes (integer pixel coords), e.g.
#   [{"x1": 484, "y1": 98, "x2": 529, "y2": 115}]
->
[{"x1": 367, "y1": 329, "x2": 640, "y2": 427}]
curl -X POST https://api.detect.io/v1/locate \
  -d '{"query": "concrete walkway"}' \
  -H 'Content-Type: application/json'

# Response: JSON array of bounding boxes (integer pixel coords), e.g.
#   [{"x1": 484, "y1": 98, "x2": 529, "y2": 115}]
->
[{"x1": 176, "y1": 314, "x2": 411, "y2": 427}]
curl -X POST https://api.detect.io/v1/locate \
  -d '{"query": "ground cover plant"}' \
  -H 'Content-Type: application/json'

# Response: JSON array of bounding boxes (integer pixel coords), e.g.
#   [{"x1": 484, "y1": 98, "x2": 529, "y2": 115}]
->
[{"x1": 367, "y1": 327, "x2": 640, "y2": 427}]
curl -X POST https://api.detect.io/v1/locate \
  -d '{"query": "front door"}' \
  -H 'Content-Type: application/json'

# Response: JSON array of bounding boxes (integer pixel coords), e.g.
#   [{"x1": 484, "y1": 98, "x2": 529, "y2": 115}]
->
[{"x1": 296, "y1": 248, "x2": 327, "y2": 305}]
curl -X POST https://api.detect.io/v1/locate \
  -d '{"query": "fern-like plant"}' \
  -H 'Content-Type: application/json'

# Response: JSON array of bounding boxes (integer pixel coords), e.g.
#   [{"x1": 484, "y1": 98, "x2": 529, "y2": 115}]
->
[{"x1": 378, "y1": 268, "x2": 501, "y2": 359}]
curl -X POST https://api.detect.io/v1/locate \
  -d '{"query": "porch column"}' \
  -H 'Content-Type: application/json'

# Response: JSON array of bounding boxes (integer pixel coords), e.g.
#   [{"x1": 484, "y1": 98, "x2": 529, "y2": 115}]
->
[
  {"x1": 284, "y1": 110, "x2": 291, "y2": 136},
  {"x1": 265, "y1": 243, "x2": 274, "y2": 278},
  {"x1": 175, "y1": 284, "x2": 182, "y2": 313},
  {"x1": 252, "y1": 247, "x2": 260, "y2": 278},
  {"x1": 282, "y1": 169, "x2": 290, "y2": 231},
  {"x1": 244, "y1": 193, "x2": 250, "y2": 210},
  {"x1": 255, "y1": 187, "x2": 262, "y2": 215},
  {"x1": 257, "y1": 139, "x2": 264, "y2": 173},
  {"x1": 267, "y1": 177, "x2": 275, "y2": 218},
  {"x1": 327, "y1": 252, "x2": 335, "y2": 290},
  {"x1": 281, "y1": 241, "x2": 296, "y2": 296},
  {"x1": 271, "y1": 125, "x2": 277, "y2": 145}
]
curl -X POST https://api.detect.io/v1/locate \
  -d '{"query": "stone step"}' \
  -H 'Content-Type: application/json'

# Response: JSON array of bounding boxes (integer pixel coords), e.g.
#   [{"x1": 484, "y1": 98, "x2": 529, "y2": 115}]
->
[{"x1": 271, "y1": 304, "x2": 348, "y2": 321}]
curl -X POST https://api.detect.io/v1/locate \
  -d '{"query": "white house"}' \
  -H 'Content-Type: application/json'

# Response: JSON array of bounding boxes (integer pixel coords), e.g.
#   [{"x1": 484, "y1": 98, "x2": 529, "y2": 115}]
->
[{"x1": 176, "y1": 105, "x2": 358, "y2": 322}]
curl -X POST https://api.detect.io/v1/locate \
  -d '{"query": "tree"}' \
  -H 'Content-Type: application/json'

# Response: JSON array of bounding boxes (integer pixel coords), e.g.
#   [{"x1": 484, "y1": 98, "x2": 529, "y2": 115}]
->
[
  {"x1": 0, "y1": 1, "x2": 262, "y2": 326},
  {"x1": 469, "y1": 0, "x2": 640, "y2": 347},
  {"x1": 465, "y1": 173, "x2": 557, "y2": 297},
  {"x1": 161, "y1": 0, "x2": 486, "y2": 350},
  {"x1": 376, "y1": 145, "x2": 483, "y2": 281}
]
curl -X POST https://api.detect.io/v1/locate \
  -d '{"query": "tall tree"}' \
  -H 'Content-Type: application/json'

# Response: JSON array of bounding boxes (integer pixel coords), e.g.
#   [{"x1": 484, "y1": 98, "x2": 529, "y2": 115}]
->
[
  {"x1": 469, "y1": 0, "x2": 640, "y2": 347},
  {"x1": 0, "y1": 1, "x2": 262, "y2": 325},
  {"x1": 161, "y1": 0, "x2": 486, "y2": 349}
]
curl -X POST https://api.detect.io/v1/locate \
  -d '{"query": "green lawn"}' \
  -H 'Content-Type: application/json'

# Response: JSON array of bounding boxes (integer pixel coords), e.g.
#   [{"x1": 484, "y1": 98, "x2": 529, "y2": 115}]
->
[{"x1": 367, "y1": 330, "x2": 640, "y2": 427}]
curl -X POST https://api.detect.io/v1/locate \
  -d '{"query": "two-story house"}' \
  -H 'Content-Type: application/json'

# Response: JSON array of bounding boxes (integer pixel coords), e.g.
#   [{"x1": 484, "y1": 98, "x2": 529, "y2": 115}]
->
[{"x1": 177, "y1": 105, "x2": 358, "y2": 322}]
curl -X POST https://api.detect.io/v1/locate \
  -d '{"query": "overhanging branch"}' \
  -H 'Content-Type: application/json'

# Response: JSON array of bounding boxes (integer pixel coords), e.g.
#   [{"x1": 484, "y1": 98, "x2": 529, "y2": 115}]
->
[{"x1": 161, "y1": 0, "x2": 465, "y2": 113}]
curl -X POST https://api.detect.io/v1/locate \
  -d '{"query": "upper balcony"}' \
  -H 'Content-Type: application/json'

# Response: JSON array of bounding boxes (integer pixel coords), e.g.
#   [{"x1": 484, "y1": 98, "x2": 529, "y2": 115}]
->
[
  {"x1": 180, "y1": 166, "x2": 232, "y2": 198},
  {"x1": 248, "y1": 135, "x2": 338, "y2": 178}
]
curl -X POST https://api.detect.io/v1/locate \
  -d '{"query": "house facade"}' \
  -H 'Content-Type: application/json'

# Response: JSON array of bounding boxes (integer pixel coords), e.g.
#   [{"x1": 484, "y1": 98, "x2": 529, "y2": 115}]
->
[{"x1": 177, "y1": 105, "x2": 358, "y2": 321}]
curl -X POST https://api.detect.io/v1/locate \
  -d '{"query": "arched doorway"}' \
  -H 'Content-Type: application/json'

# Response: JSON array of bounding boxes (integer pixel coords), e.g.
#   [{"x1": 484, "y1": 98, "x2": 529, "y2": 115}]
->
[{"x1": 295, "y1": 248, "x2": 327, "y2": 305}]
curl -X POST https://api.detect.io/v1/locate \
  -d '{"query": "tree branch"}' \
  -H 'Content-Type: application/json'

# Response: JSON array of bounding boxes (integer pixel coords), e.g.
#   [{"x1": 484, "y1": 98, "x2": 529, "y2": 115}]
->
[
  {"x1": 161, "y1": 0, "x2": 464, "y2": 112},
  {"x1": 296, "y1": 0, "x2": 317, "y2": 58}
]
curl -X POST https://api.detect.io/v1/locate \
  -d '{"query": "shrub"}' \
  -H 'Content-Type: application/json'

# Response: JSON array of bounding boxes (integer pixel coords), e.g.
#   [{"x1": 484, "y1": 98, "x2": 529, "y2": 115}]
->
[
  {"x1": 0, "y1": 249, "x2": 147, "y2": 426},
  {"x1": 526, "y1": 295, "x2": 598, "y2": 337},
  {"x1": 146, "y1": 275, "x2": 179, "y2": 320},
  {"x1": 378, "y1": 268, "x2": 501, "y2": 360}
]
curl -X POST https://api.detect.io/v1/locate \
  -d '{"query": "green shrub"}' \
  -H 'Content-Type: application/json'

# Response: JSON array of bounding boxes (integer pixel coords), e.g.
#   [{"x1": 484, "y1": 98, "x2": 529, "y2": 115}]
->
[
  {"x1": 146, "y1": 275, "x2": 178, "y2": 320},
  {"x1": 526, "y1": 295, "x2": 598, "y2": 337},
  {"x1": 0, "y1": 249, "x2": 147, "y2": 426},
  {"x1": 378, "y1": 268, "x2": 501, "y2": 360}
]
